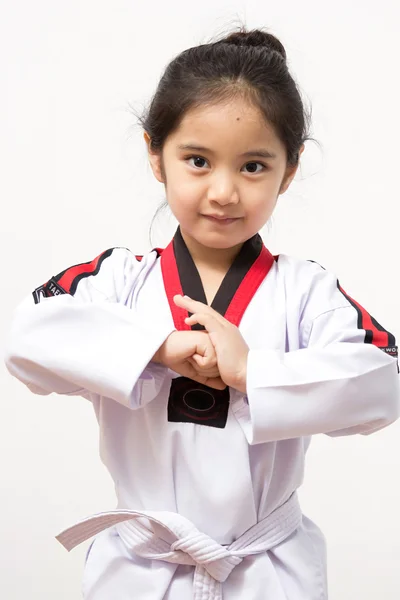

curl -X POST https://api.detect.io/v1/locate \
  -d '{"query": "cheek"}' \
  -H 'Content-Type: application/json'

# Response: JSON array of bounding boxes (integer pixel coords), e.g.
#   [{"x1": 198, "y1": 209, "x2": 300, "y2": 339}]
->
[
  {"x1": 247, "y1": 194, "x2": 278, "y2": 223},
  {"x1": 167, "y1": 187, "x2": 199, "y2": 222},
  {"x1": 167, "y1": 175, "x2": 202, "y2": 211}
]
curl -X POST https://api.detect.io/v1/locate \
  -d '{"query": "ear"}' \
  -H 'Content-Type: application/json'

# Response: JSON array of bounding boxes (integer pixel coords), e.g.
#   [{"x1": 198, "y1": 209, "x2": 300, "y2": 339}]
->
[
  {"x1": 143, "y1": 132, "x2": 165, "y2": 183},
  {"x1": 278, "y1": 144, "x2": 305, "y2": 195}
]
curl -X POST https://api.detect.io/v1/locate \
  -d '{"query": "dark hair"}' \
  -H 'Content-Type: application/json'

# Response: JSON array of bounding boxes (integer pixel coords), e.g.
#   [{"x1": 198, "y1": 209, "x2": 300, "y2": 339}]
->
[{"x1": 131, "y1": 25, "x2": 317, "y2": 245}]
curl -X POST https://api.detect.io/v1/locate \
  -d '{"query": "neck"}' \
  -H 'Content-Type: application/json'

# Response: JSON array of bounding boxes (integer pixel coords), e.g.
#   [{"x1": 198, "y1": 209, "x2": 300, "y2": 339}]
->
[{"x1": 179, "y1": 229, "x2": 244, "y2": 272}]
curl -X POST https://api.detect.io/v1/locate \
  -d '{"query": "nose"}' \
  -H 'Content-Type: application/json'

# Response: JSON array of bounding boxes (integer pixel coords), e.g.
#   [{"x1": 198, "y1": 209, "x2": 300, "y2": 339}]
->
[{"x1": 206, "y1": 171, "x2": 239, "y2": 206}]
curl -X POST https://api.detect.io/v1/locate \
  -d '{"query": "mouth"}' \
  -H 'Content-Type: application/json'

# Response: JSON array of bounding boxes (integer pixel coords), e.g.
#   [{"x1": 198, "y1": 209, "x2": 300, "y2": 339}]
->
[{"x1": 202, "y1": 215, "x2": 241, "y2": 225}]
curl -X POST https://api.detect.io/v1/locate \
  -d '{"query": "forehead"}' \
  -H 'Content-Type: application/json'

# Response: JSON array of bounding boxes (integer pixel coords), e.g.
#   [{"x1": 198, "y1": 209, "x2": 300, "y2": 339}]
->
[{"x1": 168, "y1": 97, "x2": 285, "y2": 155}]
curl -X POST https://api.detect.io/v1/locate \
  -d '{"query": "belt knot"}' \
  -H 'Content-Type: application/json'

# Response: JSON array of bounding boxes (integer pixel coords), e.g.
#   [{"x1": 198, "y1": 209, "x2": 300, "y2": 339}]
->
[{"x1": 170, "y1": 530, "x2": 242, "y2": 582}]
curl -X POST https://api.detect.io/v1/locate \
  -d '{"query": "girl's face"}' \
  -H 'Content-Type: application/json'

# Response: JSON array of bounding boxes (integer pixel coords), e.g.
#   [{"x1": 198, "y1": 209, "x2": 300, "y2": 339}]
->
[{"x1": 145, "y1": 97, "x2": 303, "y2": 263}]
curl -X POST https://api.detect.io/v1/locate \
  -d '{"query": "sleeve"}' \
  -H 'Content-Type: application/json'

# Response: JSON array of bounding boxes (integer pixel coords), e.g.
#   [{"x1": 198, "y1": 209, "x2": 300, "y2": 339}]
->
[
  {"x1": 233, "y1": 264, "x2": 400, "y2": 444},
  {"x1": 4, "y1": 247, "x2": 175, "y2": 408}
]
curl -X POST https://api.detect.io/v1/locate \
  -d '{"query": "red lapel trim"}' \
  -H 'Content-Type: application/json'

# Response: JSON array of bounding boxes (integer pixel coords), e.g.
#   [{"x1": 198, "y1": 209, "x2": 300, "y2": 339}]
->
[{"x1": 160, "y1": 240, "x2": 275, "y2": 331}]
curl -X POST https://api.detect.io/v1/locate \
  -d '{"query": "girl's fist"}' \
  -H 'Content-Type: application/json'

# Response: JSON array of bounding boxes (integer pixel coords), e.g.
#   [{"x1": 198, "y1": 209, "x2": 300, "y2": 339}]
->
[{"x1": 152, "y1": 330, "x2": 226, "y2": 390}]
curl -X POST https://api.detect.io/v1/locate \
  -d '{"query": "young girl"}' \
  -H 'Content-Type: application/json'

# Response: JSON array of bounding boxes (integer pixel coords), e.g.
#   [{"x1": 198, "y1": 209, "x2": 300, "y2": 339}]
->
[{"x1": 5, "y1": 27, "x2": 400, "y2": 600}]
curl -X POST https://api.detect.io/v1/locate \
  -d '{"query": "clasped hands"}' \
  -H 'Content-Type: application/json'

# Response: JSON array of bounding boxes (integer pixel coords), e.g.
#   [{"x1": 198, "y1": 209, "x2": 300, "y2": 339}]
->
[{"x1": 152, "y1": 295, "x2": 248, "y2": 394}]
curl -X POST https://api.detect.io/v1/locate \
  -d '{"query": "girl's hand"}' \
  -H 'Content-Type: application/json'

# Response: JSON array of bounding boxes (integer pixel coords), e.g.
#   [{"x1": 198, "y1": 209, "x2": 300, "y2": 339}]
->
[
  {"x1": 152, "y1": 330, "x2": 226, "y2": 390},
  {"x1": 173, "y1": 295, "x2": 249, "y2": 394}
]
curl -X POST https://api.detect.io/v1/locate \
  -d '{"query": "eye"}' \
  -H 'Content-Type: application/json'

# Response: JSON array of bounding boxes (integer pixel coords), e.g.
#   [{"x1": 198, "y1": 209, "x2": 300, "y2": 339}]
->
[
  {"x1": 242, "y1": 161, "x2": 266, "y2": 174},
  {"x1": 186, "y1": 156, "x2": 209, "y2": 169},
  {"x1": 184, "y1": 156, "x2": 267, "y2": 173}
]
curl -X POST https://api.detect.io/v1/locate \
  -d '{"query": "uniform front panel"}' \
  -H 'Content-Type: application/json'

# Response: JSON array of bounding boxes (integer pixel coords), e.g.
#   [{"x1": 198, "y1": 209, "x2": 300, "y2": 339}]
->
[{"x1": 96, "y1": 257, "x2": 309, "y2": 544}]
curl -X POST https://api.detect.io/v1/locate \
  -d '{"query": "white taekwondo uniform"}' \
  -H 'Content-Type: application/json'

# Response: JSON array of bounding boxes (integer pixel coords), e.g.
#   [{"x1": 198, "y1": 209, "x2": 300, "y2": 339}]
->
[{"x1": 4, "y1": 227, "x2": 400, "y2": 599}]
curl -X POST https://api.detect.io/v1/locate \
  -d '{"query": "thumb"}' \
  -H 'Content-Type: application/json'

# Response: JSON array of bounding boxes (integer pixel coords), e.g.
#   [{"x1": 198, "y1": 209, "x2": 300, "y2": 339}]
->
[
  {"x1": 191, "y1": 353, "x2": 210, "y2": 368},
  {"x1": 194, "y1": 340, "x2": 218, "y2": 369}
]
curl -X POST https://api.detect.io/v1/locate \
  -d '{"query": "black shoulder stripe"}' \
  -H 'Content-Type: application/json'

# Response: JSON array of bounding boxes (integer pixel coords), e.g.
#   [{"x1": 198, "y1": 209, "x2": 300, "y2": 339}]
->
[
  {"x1": 308, "y1": 260, "x2": 398, "y2": 368},
  {"x1": 32, "y1": 247, "x2": 127, "y2": 303}
]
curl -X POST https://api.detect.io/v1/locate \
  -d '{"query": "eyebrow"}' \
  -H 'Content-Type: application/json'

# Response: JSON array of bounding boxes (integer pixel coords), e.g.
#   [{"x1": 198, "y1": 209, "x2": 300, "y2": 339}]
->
[{"x1": 177, "y1": 144, "x2": 277, "y2": 160}]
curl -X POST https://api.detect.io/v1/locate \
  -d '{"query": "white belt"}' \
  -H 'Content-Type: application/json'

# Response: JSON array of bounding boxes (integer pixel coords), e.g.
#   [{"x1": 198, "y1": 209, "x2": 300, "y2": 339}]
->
[{"x1": 56, "y1": 492, "x2": 301, "y2": 600}]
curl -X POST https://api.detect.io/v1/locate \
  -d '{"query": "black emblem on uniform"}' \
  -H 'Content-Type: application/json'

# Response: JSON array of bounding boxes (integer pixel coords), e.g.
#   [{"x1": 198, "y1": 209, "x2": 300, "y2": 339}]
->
[
  {"x1": 168, "y1": 377, "x2": 230, "y2": 428},
  {"x1": 32, "y1": 278, "x2": 68, "y2": 304},
  {"x1": 380, "y1": 346, "x2": 399, "y2": 373},
  {"x1": 32, "y1": 285, "x2": 47, "y2": 304},
  {"x1": 380, "y1": 346, "x2": 398, "y2": 358}
]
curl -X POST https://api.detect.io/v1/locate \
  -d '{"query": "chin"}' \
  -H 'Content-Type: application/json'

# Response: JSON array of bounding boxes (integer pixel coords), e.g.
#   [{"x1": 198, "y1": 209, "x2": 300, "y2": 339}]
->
[{"x1": 197, "y1": 233, "x2": 245, "y2": 250}]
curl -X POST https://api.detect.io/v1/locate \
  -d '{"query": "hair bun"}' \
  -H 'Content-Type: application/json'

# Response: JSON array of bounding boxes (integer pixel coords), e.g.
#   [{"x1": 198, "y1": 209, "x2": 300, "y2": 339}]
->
[{"x1": 219, "y1": 29, "x2": 286, "y2": 61}]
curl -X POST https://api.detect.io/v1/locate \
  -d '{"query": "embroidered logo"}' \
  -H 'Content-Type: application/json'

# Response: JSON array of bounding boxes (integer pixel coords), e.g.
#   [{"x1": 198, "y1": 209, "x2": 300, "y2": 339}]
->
[
  {"x1": 32, "y1": 278, "x2": 68, "y2": 304},
  {"x1": 380, "y1": 346, "x2": 398, "y2": 358},
  {"x1": 168, "y1": 376, "x2": 230, "y2": 428}
]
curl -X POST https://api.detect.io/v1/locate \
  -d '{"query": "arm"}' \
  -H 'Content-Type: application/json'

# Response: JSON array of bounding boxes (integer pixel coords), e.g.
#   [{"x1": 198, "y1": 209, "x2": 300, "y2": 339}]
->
[
  {"x1": 4, "y1": 248, "x2": 174, "y2": 408},
  {"x1": 234, "y1": 271, "x2": 400, "y2": 444}
]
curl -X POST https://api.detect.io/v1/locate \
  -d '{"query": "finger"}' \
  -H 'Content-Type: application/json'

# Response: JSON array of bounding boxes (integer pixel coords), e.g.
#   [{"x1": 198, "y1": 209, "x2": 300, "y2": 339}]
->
[
  {"x1": 191, "y1": 335, "x2": 218, "y2": 365},
  {"x1": 173, "y1": 294, "x2": 207, "y2": 311},
  {"x1": 174, "y1": 295, "x2": 225, "y2": 323},
  {"x1": 187, "y1": 357, "x2": 220, "y2": 378},
  {"x1": 191, "y1": 352, "x2": 217, "y2": 369},
  {"x1": 186, "y1": 368, "x2": 224, "y2": 389},
  {"x1": 185, "y1": 312, "x2": 223, "y2": 334},
  {"x1": 180, "y1": 358, "x2": 224, "y2": 388},
  {"x1": 183, "y1": 363, "x2": 216, "y2": 385},
  {"x1": 173, "y1": 360, "x2": 225, "y2": 390},
  {"x1": 188, "y1": 355, "x2": 219, "y2": 373},
  {"x1": 189, "y1": 355, "x2": 207, "y2": 368}
]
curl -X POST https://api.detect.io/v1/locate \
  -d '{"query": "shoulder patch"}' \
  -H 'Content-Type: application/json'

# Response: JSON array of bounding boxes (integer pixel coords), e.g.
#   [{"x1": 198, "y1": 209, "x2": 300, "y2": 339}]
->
[
  {"x1": 308, "y1": 260, "x2": 398, "y2": 360},
  {"x1": 32, "y1": 248, "x2": 116, "y2": 304},
  {"x1": 336, "y1": 281, "x2": 397, "y2": 349},
  {"x1": 32, "y1": 278, "x2": 68, "y2": 304}
]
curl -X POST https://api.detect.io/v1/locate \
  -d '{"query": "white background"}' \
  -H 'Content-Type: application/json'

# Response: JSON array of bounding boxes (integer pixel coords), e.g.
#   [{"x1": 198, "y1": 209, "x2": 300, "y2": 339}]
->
[{"x1": 1, "y1": 1, "x2": 400, "y2": 598}]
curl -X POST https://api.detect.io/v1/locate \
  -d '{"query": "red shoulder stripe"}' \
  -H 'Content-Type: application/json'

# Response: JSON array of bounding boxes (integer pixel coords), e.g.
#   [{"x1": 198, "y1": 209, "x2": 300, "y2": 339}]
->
[{"x1": 55, "y1": 248, "x2": 115, "y2": 296}]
